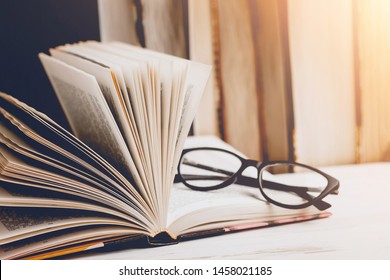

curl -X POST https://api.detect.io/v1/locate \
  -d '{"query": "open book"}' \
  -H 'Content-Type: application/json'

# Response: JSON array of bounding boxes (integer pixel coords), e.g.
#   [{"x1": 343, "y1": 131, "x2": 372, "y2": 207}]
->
[{"x1": 0, "y1": 42, "x2": 326, "y2": 260}]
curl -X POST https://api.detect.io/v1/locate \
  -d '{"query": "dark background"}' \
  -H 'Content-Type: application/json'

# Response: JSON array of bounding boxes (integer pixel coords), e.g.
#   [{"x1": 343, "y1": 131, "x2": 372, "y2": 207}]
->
[{"x1": 0, "y1": 0, "x2": 100, "y2": 129}]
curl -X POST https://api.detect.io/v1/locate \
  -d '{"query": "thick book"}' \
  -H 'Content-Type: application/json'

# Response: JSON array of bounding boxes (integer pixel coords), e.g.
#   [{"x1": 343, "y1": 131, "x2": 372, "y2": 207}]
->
[{"x1": 0, "y1": 41, "x2": 327, "y2": 260}]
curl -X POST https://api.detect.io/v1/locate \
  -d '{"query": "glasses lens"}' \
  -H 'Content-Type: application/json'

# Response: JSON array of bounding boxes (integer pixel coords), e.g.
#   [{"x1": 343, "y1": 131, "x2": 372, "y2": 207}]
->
[
  {"x1": 179, "y1": 149, "x2": 242, "y2": 188},
  {"x1": 260, "y1": 163, "x2": 328, "y2": 206}
]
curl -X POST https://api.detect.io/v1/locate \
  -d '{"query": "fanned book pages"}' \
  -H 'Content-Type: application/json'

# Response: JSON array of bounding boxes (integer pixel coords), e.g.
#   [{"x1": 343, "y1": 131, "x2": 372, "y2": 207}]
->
[{"x1": 0, "y1": 41, "x2": 325, "y2": 260}]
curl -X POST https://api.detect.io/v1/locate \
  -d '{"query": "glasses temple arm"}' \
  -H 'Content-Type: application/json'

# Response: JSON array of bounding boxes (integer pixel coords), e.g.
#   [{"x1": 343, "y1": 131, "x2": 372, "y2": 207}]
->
[
  {"x1": 180, "y1": 159, "x2": 235, "y2": 176},
  {"x1": 174, "y1": 174, "x2": 231, "y2": 183},
  {"x1": 238, "y1": 175, "x2": 332, "y2": 210}
]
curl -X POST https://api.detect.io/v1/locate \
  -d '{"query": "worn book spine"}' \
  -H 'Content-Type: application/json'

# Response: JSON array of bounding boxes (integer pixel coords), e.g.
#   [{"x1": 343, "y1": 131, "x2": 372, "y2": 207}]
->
[
  {"x1": 189, "y1": 0, "x2": 294, "y2": 162},
  {"x1": 98, "y1": 0, "x2": 186, "y2": 58},
  {"x1": 288, "y1": 0, "x2": 356, "y2": 166},
  {"x1": 353, "y1": 0, "x2": 390, "y2": 162},
  {"x1": 97, "y1": 0, "x2": 140, "y2": 44},
  {"x1": 248, "y1": 0, "x2": 294, "y2": 162},
  {"x1": 212, "y1": 0, "x2": 263, "y2": 160},
  {"x1": 188, "y1": 0, "x2": 219, "y2": 137}
]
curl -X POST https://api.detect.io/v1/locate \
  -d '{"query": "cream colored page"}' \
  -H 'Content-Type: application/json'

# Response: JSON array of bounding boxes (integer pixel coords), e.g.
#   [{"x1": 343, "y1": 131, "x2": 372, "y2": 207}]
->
[
  {"x1": 107, "y1": 44, "x2": 212, "y2": 161},
  {"x1": 81, "y1": 42, "x2": 183, "y2": 224},
  {"x1": 110, "y1": 45, "x2": 211, "y2": 203},
  {"x1": 0, "y1": 185, "x2": 141, "y2": 224},
  {"x1": 0, "y1": 107, "x2": 144, "y2": 214},
  {"x1": 167, "y1": 183, "x2": 262, "y2": 225},
  {"x1": 51, "y1": 46, "x2": 140, "y2": 144},
  {"x1": 0, "y1": 119, "x2": 150, "y2": 228},
  {"x1": 84, "y1": 42, "x2": 171, "y2": 178},
  {"x1": 66, "y1": 43, "x2": 164, "y2": 224},
  {"x1": 98, "y1": 56, "x2": 154, "y2": 192},
  {"x1": 49, "y1": 49, "x2": 135, "y2": 147},
  {"x1": 39, "y1": 54, "x2": 137, "y2": 185},
  {"x1": 0, "y1": 92, "x2": 140, "y2": 197},
  {"x1": 64, "y1": 48, "x2": 155, "y2": 203},
  {"x1": 167, "y1": 183, "x2": 318, "y2": 237},
  {"x1": 84, "y1": 43, "x2": 154, "y2": 165},
  {"x1": 70, "y1": 43, "x2": 159, "y2": 159},
  {"x1": 0, "y1": 207, "x2": 133, "y2": 245},
  {"x1": 169, "y1": 61, "x2": 212, "y2": 183},
  {"x1": 52, "y1": 47, "x2": 143, "y2": 161},
  {"x1": 0, "y1": 144, "x2": 135, "y2": 216},
  {"x1": 103, "y1": 44, "x2": 189, "y2": 163},
  {"x1": 48, "y1": 49, "x2": 152, "y2": 208},
  {"x1": 164, "y1": 64, "x2": 188, "y2": 205},
  {"x1": 162, "y1": 61, "x2": 212, "y2": 222},
  {"x1": 72, "y1": 45, "x2": 160, "y2": 178},
  {"x1": 0, "y1": 121, "x2": 114, "y2": 196},
  {"x1": 100, "y1": 42, "x2": 211, "y2": 219}
]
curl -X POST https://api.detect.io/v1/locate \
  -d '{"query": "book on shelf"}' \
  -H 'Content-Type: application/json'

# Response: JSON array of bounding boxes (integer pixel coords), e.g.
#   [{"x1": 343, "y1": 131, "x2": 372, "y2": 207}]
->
[
  {"x1": 187, "y1": 0, "x2": 291, "y2": 161},
  {"x1": 288, "y1": 0, "x2": 355, "y2": 166},
  {"x1": 0, "y1": 41, "x2": 327, "y2": 260}
]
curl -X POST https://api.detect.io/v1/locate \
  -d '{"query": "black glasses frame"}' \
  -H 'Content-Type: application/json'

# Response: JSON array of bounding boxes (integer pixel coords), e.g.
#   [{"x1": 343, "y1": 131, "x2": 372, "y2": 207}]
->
[{"x1": 174, "y1": 147, "x2": 340, "y2": 211}]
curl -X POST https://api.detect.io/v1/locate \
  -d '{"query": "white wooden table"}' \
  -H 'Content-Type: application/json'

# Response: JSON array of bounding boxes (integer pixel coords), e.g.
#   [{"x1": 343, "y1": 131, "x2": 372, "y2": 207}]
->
[{"x1": 71, "y1": 137, "x2": 390, "y2": 260}]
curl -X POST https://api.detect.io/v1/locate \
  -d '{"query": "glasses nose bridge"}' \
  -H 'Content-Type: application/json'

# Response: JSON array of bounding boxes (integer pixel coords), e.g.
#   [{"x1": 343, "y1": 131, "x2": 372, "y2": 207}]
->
[{"x1": 238, "y1": 159, "x2": 261, "y2": 175}]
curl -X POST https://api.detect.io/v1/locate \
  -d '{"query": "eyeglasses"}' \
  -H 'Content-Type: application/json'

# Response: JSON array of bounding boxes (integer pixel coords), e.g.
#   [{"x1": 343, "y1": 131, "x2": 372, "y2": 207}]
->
[{"x1": 174, "y1": 147, "x2": 339, "y2": 211}]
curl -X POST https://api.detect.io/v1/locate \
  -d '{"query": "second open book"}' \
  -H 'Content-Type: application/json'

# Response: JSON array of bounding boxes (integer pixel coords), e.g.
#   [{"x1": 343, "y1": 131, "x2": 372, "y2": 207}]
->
[{"x1": 0, "y1": 42, "x2": 325, "y2": 259}]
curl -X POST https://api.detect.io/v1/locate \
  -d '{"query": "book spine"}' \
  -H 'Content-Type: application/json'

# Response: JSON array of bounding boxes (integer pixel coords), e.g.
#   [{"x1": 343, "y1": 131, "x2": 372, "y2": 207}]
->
[
  {"x1": 353, "y1": 0, "x2": 390, "y2": 162},
  {"x1": 288, "y1": 0, "x2": 356, "y2": 166}
]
